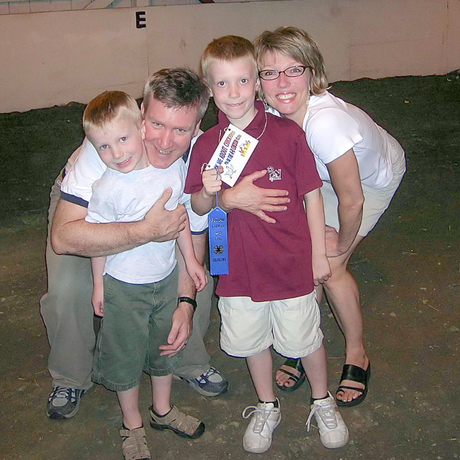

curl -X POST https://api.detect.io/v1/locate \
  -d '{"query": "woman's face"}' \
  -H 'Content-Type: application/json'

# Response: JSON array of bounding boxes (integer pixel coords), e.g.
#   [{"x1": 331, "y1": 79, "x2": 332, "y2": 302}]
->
[{"x1": 259, "y1": 51, "x2": 312, "y2": 127}]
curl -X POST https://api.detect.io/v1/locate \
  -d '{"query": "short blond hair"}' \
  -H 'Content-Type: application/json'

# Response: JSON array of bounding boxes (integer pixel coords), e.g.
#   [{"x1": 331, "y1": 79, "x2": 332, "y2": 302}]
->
[
  {"x1": 83, "y1": 91, "x2": 141, "y2": 135},
  {"x1": 200, "y1": 35, "x2": 258, "y2": 83},
  {"x1": 254, "y1": 27, "x2": 328, "y2": 96}
]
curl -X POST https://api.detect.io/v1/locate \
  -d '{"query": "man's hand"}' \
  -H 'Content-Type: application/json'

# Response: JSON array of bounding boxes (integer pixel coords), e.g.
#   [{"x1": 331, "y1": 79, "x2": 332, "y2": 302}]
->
[
  {"x1": 143, "y1": 188, "x2": 187, "y2": 242},
  {"x1": 220, "y1": 170, "x2": 290, "y2": 224},
  {"x1": 159, "y1": 302, "x2": 194, "y2": 357}
]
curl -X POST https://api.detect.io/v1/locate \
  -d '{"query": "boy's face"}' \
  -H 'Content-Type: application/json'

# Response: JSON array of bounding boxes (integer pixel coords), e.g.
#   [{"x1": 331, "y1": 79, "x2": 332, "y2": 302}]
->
[
  {"x1": 259, "y1": 51, "x2": 312, "y2": 127},
  {"x1": 142, "y1": 96, "x2": 201, "y2": 169},
  {"x1": 208, "y1": 57, "x2": 260, "y2": 130},
  {"x1": 88, "y1": 118, "x2": 148, "y2": 173}
]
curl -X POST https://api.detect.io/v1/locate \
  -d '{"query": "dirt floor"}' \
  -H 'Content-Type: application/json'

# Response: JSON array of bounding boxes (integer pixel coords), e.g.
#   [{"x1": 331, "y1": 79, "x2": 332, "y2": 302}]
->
[{"x1": 0, "y1": 75, "x2": 459, "y2": 460}]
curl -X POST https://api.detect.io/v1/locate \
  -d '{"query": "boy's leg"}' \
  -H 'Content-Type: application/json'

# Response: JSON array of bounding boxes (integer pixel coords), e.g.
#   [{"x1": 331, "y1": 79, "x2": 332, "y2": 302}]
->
[
  {"x1": 301, "y1": 346, "x2": 349, "y2": 449},
  {"x1": 40, "y1": 174, "x2": 95, "y2": 419},
  {"x1": 246, "y1": 349, "x2": 276, "y2": 402},
  {"x1": 117, "y1": 386, "x2": 143, "y2": 429},
  {"x1": 150, "y1": 374, "x2": 173, "y2": 415},
  {"x1": 218, "y1": 297, "x2": 281, "y2": 454},
  {"x1": 118, "y1": 386, "x2": 151, "y2": 460},
  {"x1": 300, "y1": 344, "x2": 328, "y2": 399}
]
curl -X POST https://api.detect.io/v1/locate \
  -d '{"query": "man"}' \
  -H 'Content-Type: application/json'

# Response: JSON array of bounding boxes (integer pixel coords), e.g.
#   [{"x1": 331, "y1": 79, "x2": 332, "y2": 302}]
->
[{"x1": 40, "y1": 69, "x2": 229, "y2": 420}]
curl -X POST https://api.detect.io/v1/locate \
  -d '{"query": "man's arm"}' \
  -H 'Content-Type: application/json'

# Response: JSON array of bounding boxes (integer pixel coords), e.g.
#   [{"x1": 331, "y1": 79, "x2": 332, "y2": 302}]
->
[
  {"x1": 51, "y1": 188, "x2": 187, "y2": 257},
  {"x1": 159, "y1": 232, "x2": 207, "y2": 357},
  {"x1": 219, "y1": 169, "x2": 290, "y2": 224}
]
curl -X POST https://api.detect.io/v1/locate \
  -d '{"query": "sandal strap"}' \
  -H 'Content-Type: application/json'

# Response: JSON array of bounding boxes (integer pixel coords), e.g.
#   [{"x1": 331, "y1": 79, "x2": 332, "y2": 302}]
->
[
  {"x1": 284, "y1": 358, "x2": 304, "y2": 372},
  {"x1": 336, "y1": 384, "x2": 364, "y2": 396},
  {"x1": 339, "y1": 364, "x2": 367, "y2": 385},
  {"x1": 278, "y1": 365, "x2": 302, "y2": 382},
  {"x1": 120, "y1": 427, "x2": 151, "y2": 460}
]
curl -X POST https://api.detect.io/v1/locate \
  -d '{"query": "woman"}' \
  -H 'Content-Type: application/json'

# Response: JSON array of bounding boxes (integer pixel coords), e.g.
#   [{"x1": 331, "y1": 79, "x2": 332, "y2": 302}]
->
[{"x1": 253, "y1": 27, "x2": 406, "y2": 406}]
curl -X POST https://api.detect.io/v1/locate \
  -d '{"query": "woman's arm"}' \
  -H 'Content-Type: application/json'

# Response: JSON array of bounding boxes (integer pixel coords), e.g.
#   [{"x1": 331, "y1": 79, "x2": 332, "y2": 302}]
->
[{"x1": 326, "y1": 149, "x2": 364, "y2": 257}]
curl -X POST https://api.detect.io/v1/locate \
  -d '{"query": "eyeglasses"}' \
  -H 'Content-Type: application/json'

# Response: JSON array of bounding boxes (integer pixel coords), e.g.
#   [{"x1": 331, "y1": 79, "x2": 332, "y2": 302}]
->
[{"x1": 259, "y1": 65, "x2": 309, "y2": 81}]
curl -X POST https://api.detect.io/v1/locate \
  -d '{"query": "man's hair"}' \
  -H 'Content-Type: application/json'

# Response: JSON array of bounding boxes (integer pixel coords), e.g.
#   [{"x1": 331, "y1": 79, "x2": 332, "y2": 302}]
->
[
  {"x1": 83, "y1": 91, "x2": 141, "y2": 135},
  {"x1": 200, "y1": 35, "x2": 258, "y2": 83},
  {"x1": 143, "y1": 68, "x2": 210, "y2": 122},
  {"x1": 254, "y1": 26, "x2": 328, "y2": 96}
]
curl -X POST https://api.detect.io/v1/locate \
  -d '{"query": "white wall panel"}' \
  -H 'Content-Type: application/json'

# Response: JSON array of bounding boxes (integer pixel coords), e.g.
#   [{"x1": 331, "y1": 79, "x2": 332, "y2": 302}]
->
[{"x1": 0, "y1": 0, "x2": 458, "y2": 112}]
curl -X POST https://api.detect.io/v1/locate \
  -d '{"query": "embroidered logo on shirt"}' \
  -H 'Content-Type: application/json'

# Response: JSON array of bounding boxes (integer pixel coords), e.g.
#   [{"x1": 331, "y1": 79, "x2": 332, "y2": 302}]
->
[{"x1": 267, "y1": 166, "x2": 282, "y2": 182}]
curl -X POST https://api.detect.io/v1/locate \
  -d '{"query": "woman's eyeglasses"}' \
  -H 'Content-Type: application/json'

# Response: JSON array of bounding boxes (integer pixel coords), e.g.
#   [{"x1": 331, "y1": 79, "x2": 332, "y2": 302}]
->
[{"x1": 259, "y1": 66, "x2": 308, "y2": 81}]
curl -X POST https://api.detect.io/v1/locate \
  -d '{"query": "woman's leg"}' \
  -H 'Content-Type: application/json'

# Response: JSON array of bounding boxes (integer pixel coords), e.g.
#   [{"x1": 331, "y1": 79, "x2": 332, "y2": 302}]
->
[{"x1": 323, "y1": 235, "x2": 370, "y2": 403}]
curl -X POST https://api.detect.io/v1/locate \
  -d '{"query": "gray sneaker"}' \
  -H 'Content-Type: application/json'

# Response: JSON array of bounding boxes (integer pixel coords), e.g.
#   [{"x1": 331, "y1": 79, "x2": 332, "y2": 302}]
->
[
  {"x1": 46, "y1": 386, "x2": 85, "y2": 420},
  {"x1": 182, "y1": 367, "x2": 229, "y2": 397}
]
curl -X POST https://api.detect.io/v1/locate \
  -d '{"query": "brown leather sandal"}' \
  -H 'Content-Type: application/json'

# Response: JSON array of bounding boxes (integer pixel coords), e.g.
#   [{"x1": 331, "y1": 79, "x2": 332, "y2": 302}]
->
[
  {"x1": 149, "y1": 405, "x2": 205, "y2": 439},
  {"x1": 120, "y1": 426, "x2": 151, "y2": 460}
]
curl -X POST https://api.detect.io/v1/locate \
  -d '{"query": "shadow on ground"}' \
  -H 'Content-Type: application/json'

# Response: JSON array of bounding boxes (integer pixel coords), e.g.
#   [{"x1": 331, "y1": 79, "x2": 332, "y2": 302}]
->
[{"x1": 1, "y1": 75, "x2": 459, "y2": 459}]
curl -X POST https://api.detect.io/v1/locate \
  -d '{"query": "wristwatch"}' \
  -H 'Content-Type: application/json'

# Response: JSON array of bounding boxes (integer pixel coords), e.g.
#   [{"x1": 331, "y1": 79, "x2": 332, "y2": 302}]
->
[{"x1": 177, "y1": 296, "x2": 197, "y2": 312}]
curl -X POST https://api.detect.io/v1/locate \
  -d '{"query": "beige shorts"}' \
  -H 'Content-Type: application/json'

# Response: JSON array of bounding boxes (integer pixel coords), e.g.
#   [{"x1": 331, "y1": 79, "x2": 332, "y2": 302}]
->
[
  {"x1": 218, "y1": 292, "x2": 323, "y2": 359},
  {"x1": 322, "y1": 135, "x2": 406, "y2": 237}
]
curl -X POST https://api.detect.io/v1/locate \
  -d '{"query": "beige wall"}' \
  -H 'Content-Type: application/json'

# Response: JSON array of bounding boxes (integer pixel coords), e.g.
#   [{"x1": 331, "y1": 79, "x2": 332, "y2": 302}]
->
[{"x1": 1, "y1": 0, "x2": 459, "y2": 113}]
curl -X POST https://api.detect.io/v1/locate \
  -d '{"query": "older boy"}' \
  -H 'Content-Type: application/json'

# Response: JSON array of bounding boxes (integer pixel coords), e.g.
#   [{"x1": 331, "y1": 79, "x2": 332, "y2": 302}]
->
[{"x1": 186, "y1": 36, "x2": 349, "y2": 454}]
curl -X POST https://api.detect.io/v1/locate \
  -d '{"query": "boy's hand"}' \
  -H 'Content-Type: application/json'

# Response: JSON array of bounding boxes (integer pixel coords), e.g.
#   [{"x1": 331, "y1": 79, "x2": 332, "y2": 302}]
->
[
  {"x1": 159, "y1": 302, "x2": 193, "y2": 357},
  {"x1": 312, "y1": 255, "x2": 332, "y2": 286},
  {"x1": 186, "y1": 259, "x2": 208, "y2": 292},
  {"x1": 202, "y1": 166, "x2": 223, "y2": 198},
  {"x1": 91, "y1": 286, "x2": 104, "y2": 317}
]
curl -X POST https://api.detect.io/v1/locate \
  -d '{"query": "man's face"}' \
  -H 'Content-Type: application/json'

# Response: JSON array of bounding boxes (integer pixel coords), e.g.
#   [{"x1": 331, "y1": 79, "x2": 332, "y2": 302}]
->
[{"x1": 141, "y1": 96, "x2": 201, "y2": 169}]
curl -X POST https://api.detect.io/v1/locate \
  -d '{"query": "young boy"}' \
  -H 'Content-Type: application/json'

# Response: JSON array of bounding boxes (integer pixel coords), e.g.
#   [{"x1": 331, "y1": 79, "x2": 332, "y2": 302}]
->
[
  {"x1": 185, "y1": 36, "x2": 349, "y2": 453},
  {"x1": 83, "y1": 91, "x2": 207, "y2": 460}
]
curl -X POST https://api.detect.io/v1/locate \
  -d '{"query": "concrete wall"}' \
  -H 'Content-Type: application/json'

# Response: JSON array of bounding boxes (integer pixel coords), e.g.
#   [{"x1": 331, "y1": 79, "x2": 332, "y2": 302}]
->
[{"x1": 1, "y1": 0, "x2": 459, "y2": 113}]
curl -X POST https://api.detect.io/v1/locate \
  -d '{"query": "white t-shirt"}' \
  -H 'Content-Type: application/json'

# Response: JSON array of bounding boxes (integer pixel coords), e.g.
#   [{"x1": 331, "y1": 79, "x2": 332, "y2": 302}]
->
[
  {"x1": 61, "y1": 135, "x2": 208, "y2": 233},
  {"x1": 86, "y1": 164, "x2": 187, "y2": 284},
  {"x1": 267, "y1": 91, "x2": 395, "y2": 189},
  {"x1": 304, "y1": 91, "x2": 394, "y2": 188}
]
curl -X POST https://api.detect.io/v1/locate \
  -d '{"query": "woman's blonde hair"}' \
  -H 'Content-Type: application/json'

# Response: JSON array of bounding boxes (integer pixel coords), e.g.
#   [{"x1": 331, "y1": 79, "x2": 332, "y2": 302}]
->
[{"x1": 254, "y1": 26, "x2": 328, "y2": 96}]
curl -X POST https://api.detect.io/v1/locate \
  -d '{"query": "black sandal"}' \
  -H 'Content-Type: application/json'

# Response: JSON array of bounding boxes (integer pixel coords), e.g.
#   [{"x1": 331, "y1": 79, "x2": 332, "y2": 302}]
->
[
  {"x1": 275, "y1": 358, "x2": 306, "y2": 392},
  {"x1": 336, "y1": 362, "x2": 371, "y2": 407}
]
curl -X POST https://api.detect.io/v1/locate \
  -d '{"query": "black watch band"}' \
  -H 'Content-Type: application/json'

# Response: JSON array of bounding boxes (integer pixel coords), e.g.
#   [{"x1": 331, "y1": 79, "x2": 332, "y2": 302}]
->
[{"x1": 178, "y1": 296, "x2": 197, "y2": 312}]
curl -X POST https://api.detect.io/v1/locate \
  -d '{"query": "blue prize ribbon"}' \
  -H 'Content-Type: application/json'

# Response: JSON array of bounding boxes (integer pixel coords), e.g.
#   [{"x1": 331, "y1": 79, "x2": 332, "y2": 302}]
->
[{"x1": 208, "y1": 167, "x2": 229, "y2": 275}]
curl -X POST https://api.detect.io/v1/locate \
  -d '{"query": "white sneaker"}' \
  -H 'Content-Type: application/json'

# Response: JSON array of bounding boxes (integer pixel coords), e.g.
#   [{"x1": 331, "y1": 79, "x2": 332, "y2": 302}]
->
[
  {"x1": 242, "y1": 399, "x2": 281, "y2": 453},
  {"x1": 306, "y1": 392, "x2": 349, "y2": 449}
]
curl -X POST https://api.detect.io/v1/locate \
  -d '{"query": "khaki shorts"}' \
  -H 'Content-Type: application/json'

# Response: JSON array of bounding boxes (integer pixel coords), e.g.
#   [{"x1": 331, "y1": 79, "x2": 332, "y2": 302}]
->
[
  {"x1": 322, "y1": 135, "x2": 406, "y2": 237},
  {"x1": 218, "y1": 292, "x2": 323, "y2": 359}
]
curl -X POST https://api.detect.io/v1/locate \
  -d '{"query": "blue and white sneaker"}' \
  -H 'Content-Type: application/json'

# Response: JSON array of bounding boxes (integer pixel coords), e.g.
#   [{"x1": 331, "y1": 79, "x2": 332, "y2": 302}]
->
[
  {"x1": 182, "y1": 367, "x2": 228, "y2": 397},
  {"x1": 46, "y1": 386, "x2": 85, "y2": 420}
]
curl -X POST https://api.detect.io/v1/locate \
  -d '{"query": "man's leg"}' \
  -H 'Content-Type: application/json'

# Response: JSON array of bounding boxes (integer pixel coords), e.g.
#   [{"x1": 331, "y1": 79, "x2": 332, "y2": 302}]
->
[
  {"x1": 173, "y1": 272, "x2": 228, "y2": 396},
  {"x1": 40, "y1": 174, "x2": 95, "y2": 419}
]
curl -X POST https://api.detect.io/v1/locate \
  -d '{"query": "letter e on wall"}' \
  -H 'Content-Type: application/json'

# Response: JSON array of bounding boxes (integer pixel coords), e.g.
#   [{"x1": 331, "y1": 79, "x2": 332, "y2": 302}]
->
[{"x1": 136, "y1": 11, "x2": 146, "y2": 29}]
